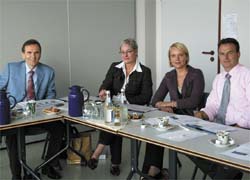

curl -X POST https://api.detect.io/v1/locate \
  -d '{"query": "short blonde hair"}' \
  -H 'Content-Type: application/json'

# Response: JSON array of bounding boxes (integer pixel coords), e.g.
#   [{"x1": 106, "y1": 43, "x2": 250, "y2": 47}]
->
[{"x1": 168, "y1": 42, "x2": 189, "y2": 67}]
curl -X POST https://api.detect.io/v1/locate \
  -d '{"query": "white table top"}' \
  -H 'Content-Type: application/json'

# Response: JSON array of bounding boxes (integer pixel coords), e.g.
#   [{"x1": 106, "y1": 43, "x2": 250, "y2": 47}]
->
[
  {"x1": 118, "y1": 110, "x2": 250, "y2": 172},
  {"x1": 1, "y1": 99, "x2": 249, "y2": 172}
]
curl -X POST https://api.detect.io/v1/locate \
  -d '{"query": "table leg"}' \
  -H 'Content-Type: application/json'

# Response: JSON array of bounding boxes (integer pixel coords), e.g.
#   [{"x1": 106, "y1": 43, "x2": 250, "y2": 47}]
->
[
  {"x1": 127, "y1": 139, "x2": 152, "y2": 180},
  {"x1": 17, "y1": 127, "x2": 40, "y2": 180},
  {"x1": 35, "y1": 120, "x2": 70, "y2": 171},
  {"x1": 169, "y1": 149, "x2": 177, "y2": 179}
]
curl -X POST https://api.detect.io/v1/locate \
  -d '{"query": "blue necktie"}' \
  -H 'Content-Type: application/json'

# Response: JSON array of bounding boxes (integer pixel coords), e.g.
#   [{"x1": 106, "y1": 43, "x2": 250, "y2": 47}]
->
[{"x1": 215, "y1": 73, "x2": 231, "y2": 124}]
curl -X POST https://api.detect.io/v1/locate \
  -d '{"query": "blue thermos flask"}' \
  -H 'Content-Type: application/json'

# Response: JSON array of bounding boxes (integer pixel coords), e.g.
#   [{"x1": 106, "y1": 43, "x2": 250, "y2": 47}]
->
[
  {"x1": 68, "y1": 85, "x2": 89, "y2": 117},
  {"x1": 0, "y1": 89, "x2": 17, "y2": 125}
]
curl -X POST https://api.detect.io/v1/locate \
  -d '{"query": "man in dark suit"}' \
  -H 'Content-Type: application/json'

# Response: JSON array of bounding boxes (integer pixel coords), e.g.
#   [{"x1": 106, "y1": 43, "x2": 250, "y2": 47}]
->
[{"x1": 0, "y1": 39, "x2": 64, "y2": 179}]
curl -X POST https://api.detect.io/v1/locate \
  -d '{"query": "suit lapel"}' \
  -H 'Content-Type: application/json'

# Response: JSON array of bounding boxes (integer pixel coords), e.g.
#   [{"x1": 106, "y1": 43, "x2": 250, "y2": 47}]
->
[{"x1": 20, "y1": 62, "x2": 26, "y2": 100}]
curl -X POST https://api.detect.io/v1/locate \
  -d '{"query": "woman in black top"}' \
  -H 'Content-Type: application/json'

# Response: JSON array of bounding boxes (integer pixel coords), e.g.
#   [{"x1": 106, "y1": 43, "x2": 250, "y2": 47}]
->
[{"x1": 88, "y1": 38, "x2": 153, "y2": 176}]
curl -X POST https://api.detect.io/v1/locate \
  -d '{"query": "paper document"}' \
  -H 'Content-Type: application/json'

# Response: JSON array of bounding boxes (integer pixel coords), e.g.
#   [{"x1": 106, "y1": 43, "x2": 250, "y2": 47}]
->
[
  {"x1": 17, "y1": 99, "x2": 65, "y2": 110},
  {"x1": 157, "y1": 130, "x2": 207, "y2": 142},
  {"x1": 172, "y1": 115, "x2": 237, "y2": 134},
  {"x1": 221, "y1": 142, "x2": 250, "y2": 162},
  {"x1": 144, "y1": 117, "x2": 161, "y2": 126},
  {"x1": 126, "y1": 104, "x2": 157, "y2": 113}
]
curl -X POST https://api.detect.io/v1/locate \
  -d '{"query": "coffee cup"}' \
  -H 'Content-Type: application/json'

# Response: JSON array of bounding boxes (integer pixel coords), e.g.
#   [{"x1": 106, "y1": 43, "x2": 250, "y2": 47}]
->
[
  {"x1": 216, "y1": 131, "x2": 230, "y2": 145},
  {"x1": 158, "y1": 117, "x2": 169, "y2": 128}
]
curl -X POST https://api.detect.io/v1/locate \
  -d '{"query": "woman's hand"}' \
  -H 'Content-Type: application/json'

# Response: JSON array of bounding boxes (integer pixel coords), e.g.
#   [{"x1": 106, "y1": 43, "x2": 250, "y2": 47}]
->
[
  {"x1": 99, "y1": 89, "x2": 106, "y2": 101},
  {"x1": 155, "y1": 101, "x2": 176, "y2": 108},
  {"x1": 159, "y1": 107, "x2": 174, "y2": 113}
]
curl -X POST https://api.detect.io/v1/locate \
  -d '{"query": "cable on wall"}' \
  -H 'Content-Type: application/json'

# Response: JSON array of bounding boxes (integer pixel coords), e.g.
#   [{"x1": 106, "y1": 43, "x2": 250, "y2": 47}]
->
[{"x1": 67, "y1": 0, "x2": 72, "y2": 85}]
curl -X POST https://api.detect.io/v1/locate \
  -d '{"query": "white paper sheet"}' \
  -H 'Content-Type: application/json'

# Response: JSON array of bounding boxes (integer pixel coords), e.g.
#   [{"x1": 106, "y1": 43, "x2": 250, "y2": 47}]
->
[
  {"x1": 172, "y1": 115, "x2": 237, "y2": 134},
  {"x1": 221, "y1": 142, "x2": 250, "y2": 162},
  {"x1": 126, "y1": 104, "x2": 157, "y2": 113},
  {"x1": 222, "y1": 13, "x2": 238, "y2": 39},
  {"x1": 144, "y1": 117, "x2": 161, "y2": 126},
  {"x1": 157, "y1": 130, "x2": 207, "y2": 142}
]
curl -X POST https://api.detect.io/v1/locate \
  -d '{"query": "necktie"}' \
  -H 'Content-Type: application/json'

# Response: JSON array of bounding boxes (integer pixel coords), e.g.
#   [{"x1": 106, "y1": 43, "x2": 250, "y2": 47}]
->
[
  {"x1": 215, "y1": 73, "x2": 231, "y2": 124},
  {"x1": 27, "y1": 70, "x2": 35, "y2": 100}
]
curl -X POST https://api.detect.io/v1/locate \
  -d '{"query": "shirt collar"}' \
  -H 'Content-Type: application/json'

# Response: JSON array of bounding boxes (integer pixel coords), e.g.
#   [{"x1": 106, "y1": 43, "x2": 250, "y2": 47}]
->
[
  {"x1": 25, "y1": 63, "x2": 37, "y2": 74},
  {"x1": 222, "y1": 63, "x2": 241, "y2": 77},
  {"x1": 115, "y1": 60, "x2": 142, "y2": 72}
]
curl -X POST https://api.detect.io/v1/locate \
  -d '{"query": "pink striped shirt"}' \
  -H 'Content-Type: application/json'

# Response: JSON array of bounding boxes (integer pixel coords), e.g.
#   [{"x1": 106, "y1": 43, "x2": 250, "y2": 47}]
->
[{"x1": 201, "y1": 64, "x2": 250, "y2": 128}]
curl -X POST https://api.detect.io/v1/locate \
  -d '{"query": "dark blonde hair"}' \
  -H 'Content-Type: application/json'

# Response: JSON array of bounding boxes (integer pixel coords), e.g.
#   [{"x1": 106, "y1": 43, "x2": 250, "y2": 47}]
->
[{"x1": 168, "y1": 42, "x2": 189, "y2": 67}]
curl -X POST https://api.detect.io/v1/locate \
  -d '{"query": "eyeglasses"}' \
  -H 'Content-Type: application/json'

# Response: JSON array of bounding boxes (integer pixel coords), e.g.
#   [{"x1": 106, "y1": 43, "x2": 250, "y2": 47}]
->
[{"x1": 119, "y1": 50, "x2": 134, "y2": 55}]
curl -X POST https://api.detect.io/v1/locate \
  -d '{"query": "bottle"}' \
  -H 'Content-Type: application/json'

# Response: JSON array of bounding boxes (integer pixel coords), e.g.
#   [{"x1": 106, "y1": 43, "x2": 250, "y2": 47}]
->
[
  {"x1": 104, "y1": 90, "x2": 113, "y2": 124},
  {"x1": 120, "y1": 89, "x2": 128, "y2": 122},
  {"x1": 113, "y1": 105, "x2": 121, "y2": 126}
]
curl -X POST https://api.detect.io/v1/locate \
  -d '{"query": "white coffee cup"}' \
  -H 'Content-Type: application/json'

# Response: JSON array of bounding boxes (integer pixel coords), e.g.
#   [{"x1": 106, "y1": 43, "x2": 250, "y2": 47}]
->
[
  {"x1": 158, "y1": 117, "x2": 169, "y2": 128},
  {"x1": 216, "y1": 131, "x2": 230, "y2": 145}
]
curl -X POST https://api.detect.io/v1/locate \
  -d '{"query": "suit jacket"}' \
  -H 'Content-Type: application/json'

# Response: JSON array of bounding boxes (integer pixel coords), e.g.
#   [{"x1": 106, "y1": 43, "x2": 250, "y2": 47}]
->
[
  {"x1": 0, "y1": 61, "x2": 56, "y2": 103},
  {"x1": 99, "y1": 62, "x2": 153, "y2": 105},
  {"x1": 152, "y1": 65, "x2": 205, "y2": 115}
]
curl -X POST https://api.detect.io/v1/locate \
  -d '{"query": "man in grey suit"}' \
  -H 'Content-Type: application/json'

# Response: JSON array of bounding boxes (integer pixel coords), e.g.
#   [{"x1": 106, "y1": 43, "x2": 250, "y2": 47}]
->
[{"x1": 0, "y1": 39, "x2": 64, "y2": 179}]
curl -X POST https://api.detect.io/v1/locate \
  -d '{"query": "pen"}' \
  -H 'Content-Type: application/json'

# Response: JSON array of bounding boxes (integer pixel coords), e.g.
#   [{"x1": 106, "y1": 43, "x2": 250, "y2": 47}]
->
[
  {"x1": 232, "y1": 151, "x2": 248, "y2": 156},
  {"x1": 185, "y1": 124, "x2": 215, "y2": 134}
]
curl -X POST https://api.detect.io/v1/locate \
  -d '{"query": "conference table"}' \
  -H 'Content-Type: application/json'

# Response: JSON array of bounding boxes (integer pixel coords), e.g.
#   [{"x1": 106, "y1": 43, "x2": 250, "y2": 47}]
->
[
  {"x1": 0, "y1": 107, "x2": 63, "y2": 180},
  {"x1": 1, "y1": 99, "x2": 250, "y2": 180}
]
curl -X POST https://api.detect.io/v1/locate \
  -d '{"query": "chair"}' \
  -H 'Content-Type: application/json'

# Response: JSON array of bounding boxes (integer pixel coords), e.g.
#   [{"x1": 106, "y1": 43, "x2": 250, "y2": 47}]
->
[{"x1": 191, "y1": 92, "x2": 209, "y2": 180}]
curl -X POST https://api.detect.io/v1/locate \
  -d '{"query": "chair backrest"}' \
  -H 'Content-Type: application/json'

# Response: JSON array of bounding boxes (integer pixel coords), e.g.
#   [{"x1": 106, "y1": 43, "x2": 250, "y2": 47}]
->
[{"x1": 198, "y1": 92, "x2": 209, "y2": 110}]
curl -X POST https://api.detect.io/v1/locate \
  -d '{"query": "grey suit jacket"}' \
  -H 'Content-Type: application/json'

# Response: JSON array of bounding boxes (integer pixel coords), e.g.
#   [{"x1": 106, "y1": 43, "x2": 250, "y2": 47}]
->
[{"x1": 0, "y1": 61, "x2": 56, "y2": 103}]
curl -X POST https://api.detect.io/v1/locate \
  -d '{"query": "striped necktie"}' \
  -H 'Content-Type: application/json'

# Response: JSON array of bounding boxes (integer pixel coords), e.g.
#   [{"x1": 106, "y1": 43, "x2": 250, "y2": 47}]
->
[
  {"x1": 27, "y1": 70, "x2": 35, "y2": 100},
  {"x1": 215, "y1": 73, "x2": 231, "y2": 124}
]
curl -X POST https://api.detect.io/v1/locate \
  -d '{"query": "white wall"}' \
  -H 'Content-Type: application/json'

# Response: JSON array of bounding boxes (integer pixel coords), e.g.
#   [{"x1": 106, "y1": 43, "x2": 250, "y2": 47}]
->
[{"x1": 0, "y1": 0, "x2": 135, "y2": 97}]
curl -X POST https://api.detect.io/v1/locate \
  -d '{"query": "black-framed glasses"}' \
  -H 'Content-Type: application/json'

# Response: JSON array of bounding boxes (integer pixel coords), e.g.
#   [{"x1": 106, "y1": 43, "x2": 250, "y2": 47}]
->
[{"x1": 119, "y1": 50, "x2": 134, "y2": 55}]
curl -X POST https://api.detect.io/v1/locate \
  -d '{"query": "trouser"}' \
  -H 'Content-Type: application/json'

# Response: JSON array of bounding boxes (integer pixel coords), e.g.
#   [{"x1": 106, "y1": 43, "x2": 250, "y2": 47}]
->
[
  {"x1": 189, "y1": 156, "x2": 243, "y2": 180},
  {"x1": 98, "y1": 131, "x2": 123, "y2": 165},
  {"x1": 142, "y1": 143, "x2": 164, "y2": 174},
  {"x1": 6, "y1": 121, "x2": 65, "y2": 178}
]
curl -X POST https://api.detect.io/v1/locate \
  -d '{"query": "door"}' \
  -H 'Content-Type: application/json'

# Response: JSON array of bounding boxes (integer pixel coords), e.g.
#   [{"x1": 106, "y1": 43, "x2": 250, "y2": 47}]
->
[
  {"x1": 157, "y1": 0, "x2": 218, "y2": 92},
  {"x1": 157, "y1": 0, "x2": 250, "y2": 92}
]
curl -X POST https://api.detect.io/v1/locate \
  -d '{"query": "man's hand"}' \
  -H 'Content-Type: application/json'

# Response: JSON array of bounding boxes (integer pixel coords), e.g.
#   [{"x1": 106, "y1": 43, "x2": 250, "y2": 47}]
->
[{"x1": 194, "y1": 111, "x2": 209, "y2": 120}]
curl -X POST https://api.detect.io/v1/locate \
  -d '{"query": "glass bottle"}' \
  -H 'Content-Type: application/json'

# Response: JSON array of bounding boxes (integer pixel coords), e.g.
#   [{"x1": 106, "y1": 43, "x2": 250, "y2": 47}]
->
[
  {"x1": 120, "y1": 89, "x2": 128, "y2": 122},
  {"x1": 104, "y1": 90, "x2": 113, "y2": 124}
]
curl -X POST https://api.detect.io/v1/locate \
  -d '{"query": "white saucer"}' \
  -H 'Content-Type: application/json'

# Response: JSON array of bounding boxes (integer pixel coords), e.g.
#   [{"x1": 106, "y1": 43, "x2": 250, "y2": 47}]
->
[
  {"x1": 210, "y1": 138, "x2": 235, "y2": 148},
  {"x1": 155, "y1": 125, "x2": 175, "y2": 131},
  {"x1": 130, "y1": 118, "x2": 142, "y2": 123}
]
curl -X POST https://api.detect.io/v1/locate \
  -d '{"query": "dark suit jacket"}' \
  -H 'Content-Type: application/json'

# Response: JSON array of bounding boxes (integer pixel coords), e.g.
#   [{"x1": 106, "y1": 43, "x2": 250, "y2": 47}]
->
[
  {"x1": 152, "y1": 65, "x2": 205, "y2": 115},
  {"x1": 99, "y1": 62, "x2": 153, "y2": 105}
]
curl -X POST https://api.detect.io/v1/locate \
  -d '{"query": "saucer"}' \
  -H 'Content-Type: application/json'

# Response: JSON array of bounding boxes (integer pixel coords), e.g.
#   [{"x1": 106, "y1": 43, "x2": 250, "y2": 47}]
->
[
  {"x1": 130, "y1": 118, "x2": 142, "y2": 123},
  {"x1": 43, "y1": 107, "x2": 61, "y2": 115},
  {"x1": 155, "y1": 124, "x2": 175, "y2": 131},
  {"x1": 210, "y1": 138, "x2": 235, "y2": 148}
]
